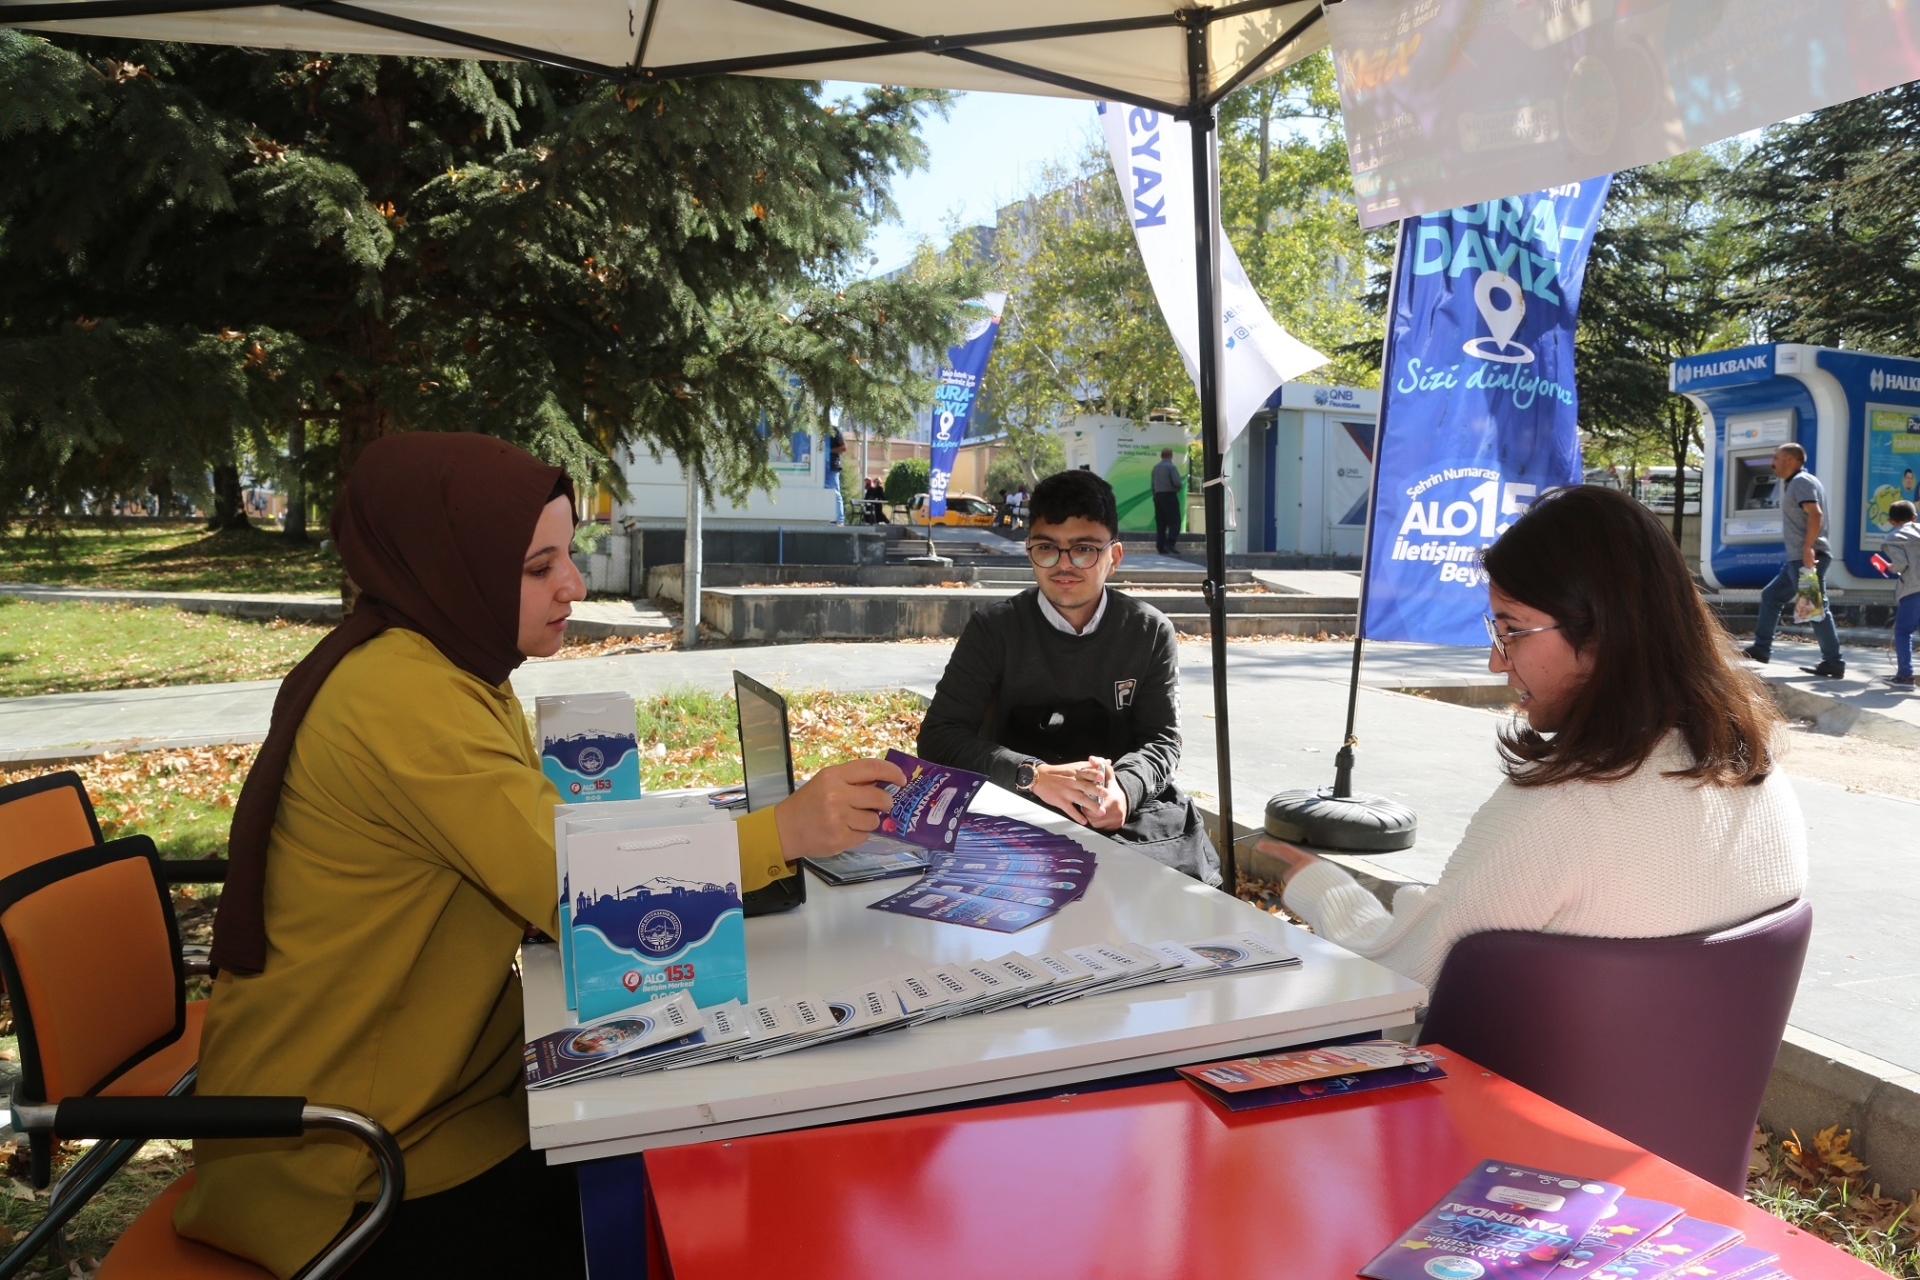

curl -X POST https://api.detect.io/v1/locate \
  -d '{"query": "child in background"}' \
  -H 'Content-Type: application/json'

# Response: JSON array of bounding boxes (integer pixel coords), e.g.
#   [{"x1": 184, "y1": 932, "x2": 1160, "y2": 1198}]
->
[{"x1": 1882, "y1": 500, "x2": 1920, "y2": 688}]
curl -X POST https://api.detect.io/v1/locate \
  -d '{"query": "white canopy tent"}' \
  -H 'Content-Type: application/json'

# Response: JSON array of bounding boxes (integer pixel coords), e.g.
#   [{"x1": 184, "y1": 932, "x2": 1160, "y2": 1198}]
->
[{"x1": 1, "y1": 0, "x2": 1339, "y2": 890}]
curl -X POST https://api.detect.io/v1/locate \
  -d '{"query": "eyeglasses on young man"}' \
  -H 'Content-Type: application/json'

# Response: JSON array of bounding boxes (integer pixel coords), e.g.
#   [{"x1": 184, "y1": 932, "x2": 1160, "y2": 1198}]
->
[{"x1": 1026, "y1": 539, "x2": 1118, "y2": 569}]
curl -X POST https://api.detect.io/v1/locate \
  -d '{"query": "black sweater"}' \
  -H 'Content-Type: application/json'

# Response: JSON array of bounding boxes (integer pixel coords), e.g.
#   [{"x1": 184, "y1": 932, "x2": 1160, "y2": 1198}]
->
[{"x1": 917, "y1": 587, "x2": 1183, "y2": 815}]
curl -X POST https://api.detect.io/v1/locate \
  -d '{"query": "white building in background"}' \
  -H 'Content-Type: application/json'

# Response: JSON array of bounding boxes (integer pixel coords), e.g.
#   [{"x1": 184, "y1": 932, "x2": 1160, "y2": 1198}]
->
[{"x1": 608, "y1": 430, "x2": 839, "y2": 526}]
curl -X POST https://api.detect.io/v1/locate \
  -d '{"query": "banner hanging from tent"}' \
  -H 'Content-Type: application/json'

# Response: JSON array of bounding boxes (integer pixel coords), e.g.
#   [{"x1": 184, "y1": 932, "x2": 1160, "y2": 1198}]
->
[
  {"x1": 927, "y1": 292, "x2": 1008, "y2": 518},
  {"x1": 1326, "y1": 0, "x2": 1920, "y2": 227},
  {"x1": 1097, "y1": 103, "x2": 1327, "y2": 451},
  {"x1": 1361, "y1": 178, "x2": 1611, "y2": 646}
]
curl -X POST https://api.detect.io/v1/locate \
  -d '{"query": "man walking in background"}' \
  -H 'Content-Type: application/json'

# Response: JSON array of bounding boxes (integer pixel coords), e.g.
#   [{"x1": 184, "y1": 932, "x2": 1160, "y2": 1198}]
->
[
  {"x1": 1150, "y1": 447, "x2": 1183, "y2": 556},
  {"x1": 1744, "y1": 442, "x2": 1845, "y2": 678}
]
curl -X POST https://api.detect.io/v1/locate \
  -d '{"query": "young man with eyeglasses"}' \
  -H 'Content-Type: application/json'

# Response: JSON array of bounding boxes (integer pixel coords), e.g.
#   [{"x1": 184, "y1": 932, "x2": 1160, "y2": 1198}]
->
[{"x1": 917, "y1": 470, "x2": 1218, "y2": 883}]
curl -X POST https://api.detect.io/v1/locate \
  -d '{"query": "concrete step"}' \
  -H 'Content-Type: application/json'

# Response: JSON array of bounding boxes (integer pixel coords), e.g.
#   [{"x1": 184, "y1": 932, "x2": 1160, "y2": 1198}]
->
[
  {"x1": 1125, "y1": 592, "x2": 1359, "y2": 616},
  {"x1": 1163, "y1": 612, "x2": 1356, "y2": 637}
]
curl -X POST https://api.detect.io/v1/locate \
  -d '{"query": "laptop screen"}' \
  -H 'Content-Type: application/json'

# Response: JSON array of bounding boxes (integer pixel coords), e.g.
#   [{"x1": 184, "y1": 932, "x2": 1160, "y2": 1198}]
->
[{"x1": 734, "y1": 671, "x2": 795, "y2": 814}]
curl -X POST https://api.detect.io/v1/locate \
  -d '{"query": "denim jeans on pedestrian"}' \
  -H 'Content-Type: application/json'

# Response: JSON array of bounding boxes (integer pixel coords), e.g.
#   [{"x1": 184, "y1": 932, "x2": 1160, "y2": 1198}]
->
[
  {"x1": 1895, "y1": 594, "x2": 1920, "y2": 678},
  {"x1": 1753, "y1": 551, "x2": 1842, "y2": 666}
]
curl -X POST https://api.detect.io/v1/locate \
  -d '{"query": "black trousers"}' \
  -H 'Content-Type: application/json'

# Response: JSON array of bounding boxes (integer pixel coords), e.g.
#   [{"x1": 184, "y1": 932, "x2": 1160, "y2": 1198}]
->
[
  {"x1": 1152, "y1": 490, "x2": 1181, "y2": 554},
  {"x1": 344, "y1": 1146, "x2": 586, "y2": 1278}
]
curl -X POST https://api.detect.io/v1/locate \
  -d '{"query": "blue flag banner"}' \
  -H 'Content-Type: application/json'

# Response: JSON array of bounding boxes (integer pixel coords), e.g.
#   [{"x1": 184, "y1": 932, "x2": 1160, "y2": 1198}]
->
[
  {"x1": 1361, "y1": 179, "x2": 1612, "y2": 646},
  {"x1": 928, "y1": 292, "x2": 1007, "y2": 518}
]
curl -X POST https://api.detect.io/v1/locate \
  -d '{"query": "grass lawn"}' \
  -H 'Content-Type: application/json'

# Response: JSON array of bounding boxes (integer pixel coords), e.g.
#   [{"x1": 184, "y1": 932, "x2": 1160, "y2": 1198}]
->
[
  {"x1": 0, "y1": 521, "x2": 337, "y2": 594},
  {"x1": 0, "y1": 598, "x2": 328, "y2": 699}
]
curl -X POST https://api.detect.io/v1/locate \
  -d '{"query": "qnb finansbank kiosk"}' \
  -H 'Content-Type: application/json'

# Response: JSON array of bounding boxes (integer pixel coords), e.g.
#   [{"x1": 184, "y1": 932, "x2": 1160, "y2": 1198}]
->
[{"x1": 1673, "y1": 343, "x2": 1920, "y2": 595}]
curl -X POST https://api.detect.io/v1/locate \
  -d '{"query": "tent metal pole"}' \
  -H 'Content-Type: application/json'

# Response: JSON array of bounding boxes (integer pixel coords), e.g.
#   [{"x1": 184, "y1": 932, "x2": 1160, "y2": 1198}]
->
[
  {"x1": 1185, "y1": 19, "x2": 1236, "y2": 896},
  {"x1": 683, "y1": 468, "x2": 703, "y2": 648}
]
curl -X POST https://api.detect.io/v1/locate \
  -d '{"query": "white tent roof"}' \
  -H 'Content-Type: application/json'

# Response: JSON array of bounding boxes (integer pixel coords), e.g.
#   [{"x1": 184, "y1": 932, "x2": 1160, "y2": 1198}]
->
[{"x1": 5, "y1": 0, "x2": 1329, "y2": 112}]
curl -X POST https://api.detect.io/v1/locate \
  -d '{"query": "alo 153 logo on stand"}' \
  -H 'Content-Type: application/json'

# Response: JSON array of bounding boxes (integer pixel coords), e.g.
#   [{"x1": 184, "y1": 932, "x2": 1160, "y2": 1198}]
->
[{"x1": 1386, "y1": 469, "x2": 1538, "y2": 587}]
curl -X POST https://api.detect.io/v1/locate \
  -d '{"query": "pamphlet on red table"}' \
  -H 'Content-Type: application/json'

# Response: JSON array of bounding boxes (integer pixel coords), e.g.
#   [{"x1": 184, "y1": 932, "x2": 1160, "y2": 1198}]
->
[
  {"x1": 1361, "y1": 1161, "x2": 1624, "y2": 1280},
  {"x1": 1661, "y1": 1243, "x2": 1779, "y2": 1280},
  {"x1": 1557, "y1": 1196, "x2": 1683, "y2": 1274},
  {"x1": 878, "y1": 752, "x2": 986, "y2": 850},
  {"x1": 1587, "y1": 1215, "x2": 1743, "y2": 1280},
  {"x1": 1178, "y1": 1041, "x2": 1444, "y2": 1111}
]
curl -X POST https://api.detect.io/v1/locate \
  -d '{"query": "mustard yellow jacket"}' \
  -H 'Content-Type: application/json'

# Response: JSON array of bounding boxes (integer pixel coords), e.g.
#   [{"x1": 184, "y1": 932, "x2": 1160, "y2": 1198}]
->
[{"x1": 175, "y1": 629, "x2": 785, "y2": 1275}]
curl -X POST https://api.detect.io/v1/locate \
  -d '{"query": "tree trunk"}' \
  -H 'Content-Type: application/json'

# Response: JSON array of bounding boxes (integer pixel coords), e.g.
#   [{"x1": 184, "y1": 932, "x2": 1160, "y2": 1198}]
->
[
  {"x1": 284, "y1": 417, "x2": 308, "y2": 542},
  {"x1": 150, "y1": 469, "x2": 173, "y2": 520},
  {"x1": 208, "y1": 464, "x2": 252, "y2": 532}
]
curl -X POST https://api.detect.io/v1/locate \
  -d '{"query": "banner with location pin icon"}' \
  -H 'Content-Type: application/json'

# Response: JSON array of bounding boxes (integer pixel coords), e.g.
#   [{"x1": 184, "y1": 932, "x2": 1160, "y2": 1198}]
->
[{"x1": 1361, "y1": 179, "x2": 1612, "y2": 646}]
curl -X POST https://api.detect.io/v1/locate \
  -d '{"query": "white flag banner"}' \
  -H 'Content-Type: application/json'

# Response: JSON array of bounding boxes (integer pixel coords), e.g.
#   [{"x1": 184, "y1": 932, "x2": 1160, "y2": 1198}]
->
[
  {"x1": 1098, "y1": 103, "x2": 1328, "y2": 452},
  {"x1": 1328, "y1": 0, "x2": 1920, "y2": 228}
]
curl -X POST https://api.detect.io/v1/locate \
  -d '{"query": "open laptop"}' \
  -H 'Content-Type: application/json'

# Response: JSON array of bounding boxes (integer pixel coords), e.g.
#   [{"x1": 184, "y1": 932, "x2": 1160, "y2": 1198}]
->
[{"x1": 733, "y1": 671, "x2": 808, "y2": 916}]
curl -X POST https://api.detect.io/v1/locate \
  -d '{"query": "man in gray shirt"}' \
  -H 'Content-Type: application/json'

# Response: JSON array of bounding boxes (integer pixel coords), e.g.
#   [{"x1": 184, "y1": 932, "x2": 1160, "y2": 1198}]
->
[
  {"x1": 1744, "y1": 442, "x2": 1844, "y2": 677},
  {"x1": 1150, "y1": 447, "x2": 1184, "y2": 556}
]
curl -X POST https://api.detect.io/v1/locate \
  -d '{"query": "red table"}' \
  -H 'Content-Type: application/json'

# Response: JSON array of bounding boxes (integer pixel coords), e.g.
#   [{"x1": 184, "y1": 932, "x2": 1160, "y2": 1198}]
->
[{"x1": 643, "y1": 1046, "x2": 1882, "y2": 1280}]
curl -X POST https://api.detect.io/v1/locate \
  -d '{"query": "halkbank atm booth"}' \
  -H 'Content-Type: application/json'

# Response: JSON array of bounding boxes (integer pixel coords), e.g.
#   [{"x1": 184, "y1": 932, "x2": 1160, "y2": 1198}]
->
[{"x1": 1672, "y1": 343, "x2": 1920, "y2": 595}]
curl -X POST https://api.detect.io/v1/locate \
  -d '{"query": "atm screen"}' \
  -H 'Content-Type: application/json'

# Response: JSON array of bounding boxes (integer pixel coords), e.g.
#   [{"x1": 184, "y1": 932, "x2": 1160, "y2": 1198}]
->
[{"x1": 1734, "y1": 457, "x2": 1781, "y2": 512}]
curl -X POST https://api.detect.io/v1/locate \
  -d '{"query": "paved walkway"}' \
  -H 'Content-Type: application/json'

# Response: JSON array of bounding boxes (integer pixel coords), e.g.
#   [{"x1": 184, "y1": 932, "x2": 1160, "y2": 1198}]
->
[
  {"x1": 0, "y1": 582, "x2": 672, "y2": 639},
  {"x1": 4, "y1": 634, "x2": 1913, "y2": 1070}
]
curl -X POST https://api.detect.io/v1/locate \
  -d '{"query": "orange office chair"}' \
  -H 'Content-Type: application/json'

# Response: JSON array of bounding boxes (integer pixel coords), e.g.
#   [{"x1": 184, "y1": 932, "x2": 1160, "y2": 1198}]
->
[
  {"x1": 0, "y1": 767, "x2": 230, "y2": 886},
  {"x1": 0, "y1": 770, "x2": 104, "y2": 879},
  {"x1": 0, "y1": 775, "x2": 221, "y2": 1275},
  {"x1": 0, "y1": 839, "x2": 387, "y2": 1278}
]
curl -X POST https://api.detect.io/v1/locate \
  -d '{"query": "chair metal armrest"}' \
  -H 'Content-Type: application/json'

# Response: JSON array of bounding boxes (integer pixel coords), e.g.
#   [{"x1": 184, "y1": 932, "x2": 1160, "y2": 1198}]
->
[
  {"x1": 180, "y1": 944, "x2": 213, "y2": 977},
  {"x1": 160, "y1": 859, "x2": 228, "y2": 884},
  {"x1": 9, "y1": 1096, "x2": 405, "y2": 1280}
]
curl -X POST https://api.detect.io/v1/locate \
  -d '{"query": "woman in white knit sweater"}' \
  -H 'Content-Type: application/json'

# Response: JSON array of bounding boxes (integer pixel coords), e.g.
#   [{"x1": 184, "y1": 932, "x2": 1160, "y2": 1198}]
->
[{"x1": 1263, "y1": 485, "x2": 1808, "y2": 994}]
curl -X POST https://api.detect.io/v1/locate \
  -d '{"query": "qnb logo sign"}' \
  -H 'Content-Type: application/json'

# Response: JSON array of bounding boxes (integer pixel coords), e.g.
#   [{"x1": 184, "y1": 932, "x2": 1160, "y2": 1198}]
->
[
  {"x1": 1870, "y1": 367, "x2": 1920, "y2": 394},
  {"x1": 1675, "y1": 353, "x2": 1769, "y2": 387}
]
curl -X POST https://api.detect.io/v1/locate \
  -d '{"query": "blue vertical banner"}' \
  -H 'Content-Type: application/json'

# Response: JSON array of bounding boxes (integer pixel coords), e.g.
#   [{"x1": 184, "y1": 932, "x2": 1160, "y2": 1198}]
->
[
  {"x1": 927, "y1": 292, "x2": 1008, "y2": 517},
  {"x1": 1361, "y1": 179, "x2": 1612, "y2": 645}
]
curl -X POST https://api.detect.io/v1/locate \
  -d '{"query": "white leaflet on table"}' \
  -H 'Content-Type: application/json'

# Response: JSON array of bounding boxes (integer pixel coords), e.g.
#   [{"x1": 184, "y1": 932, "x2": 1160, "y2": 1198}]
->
[
  {"x1": 525, "y1": 991, "x2": 702, "y2": 1090},
  {"x1": 907, "y1": 964, "x2": 986, "y2": 1025},
  {"x1": 735, "y1": 993, "x2": 836, "y2": 1059},
  {"x1": 1021, "y1": 950, "x2": 1101, "y2": 1006},
  {"x1": 890, "y1": 971, "x2": 950, "y2": 1017},
  {"x1": 1033, "y1": 942, "x2": 1159, "y2": 1005},
  {"x1": 1147, "y1": 939, "x2": 1221, "y2": 980},
  {"x1": 1187, "y1": 932, "x2": 1300, "y2": 971},
  {"x1": 958, "y1": 954, "x2": 1060, "y2": 1015},
  {"x1": 750, "y1": 986, "x2": 900, "y2": 1059},
  {"x1": 639, "y1": 1001, "x2": 754, "y2": 1073}
]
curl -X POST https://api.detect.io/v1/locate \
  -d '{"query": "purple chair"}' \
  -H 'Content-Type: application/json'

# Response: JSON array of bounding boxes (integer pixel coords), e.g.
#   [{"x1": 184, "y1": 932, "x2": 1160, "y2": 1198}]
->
[{"x1": 1418, "y1": 899, "x2": 1812, "y2": 1192}]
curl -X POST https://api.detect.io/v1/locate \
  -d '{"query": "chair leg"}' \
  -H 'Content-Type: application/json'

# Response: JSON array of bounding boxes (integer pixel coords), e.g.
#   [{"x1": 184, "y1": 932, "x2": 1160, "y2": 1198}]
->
[
  {"x1": 0, "y1": 1138, "x2": 145, "y2": 1279},
  {"x1": 0, "y1": 1068, "x2": 197, "y2": 1279}
]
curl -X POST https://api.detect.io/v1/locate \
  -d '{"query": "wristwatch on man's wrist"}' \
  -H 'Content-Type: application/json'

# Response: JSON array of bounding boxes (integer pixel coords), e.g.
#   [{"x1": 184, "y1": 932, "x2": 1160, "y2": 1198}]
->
[{"x1": 1014, "y1": 758, "x2": 1043, "y2": 792}]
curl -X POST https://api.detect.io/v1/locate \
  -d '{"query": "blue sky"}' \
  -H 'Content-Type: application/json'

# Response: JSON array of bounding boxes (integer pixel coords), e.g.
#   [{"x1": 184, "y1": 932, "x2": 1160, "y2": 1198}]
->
[{"x1": 819, "y1": 83, "x2": 1102, "y2": 276}]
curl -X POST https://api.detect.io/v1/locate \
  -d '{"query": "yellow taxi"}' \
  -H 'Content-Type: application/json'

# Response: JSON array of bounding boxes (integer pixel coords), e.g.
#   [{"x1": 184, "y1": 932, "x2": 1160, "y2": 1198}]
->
[{"x1": 903, "y1": 492, "x2": 1001, "y2": 527}]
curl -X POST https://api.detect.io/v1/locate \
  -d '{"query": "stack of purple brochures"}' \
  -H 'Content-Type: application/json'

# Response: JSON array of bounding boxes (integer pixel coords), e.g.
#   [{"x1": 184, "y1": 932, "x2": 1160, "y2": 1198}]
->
[
  {"x1": 1363, "y1": 1159, "x2": 1796, "y2": 1280},
  {"x1": 866, "y1": 760, "x2": 1096, "y2": 932}
]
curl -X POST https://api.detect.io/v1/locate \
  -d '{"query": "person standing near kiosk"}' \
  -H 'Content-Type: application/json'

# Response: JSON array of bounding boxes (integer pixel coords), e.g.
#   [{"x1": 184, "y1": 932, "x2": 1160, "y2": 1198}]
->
[
  {"x1": 1150, "y1": 447, "x2": 1183, "y2": 556},
  {"x1": 1744, "y1": 442, "x2": 1845, "y2": 678}
]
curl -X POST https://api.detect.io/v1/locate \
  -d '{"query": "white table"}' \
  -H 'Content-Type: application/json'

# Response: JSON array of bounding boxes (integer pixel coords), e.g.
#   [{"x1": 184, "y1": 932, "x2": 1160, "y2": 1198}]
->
[{"x1": 524, "y1": 785, "x2": 1424, "y2": 1165}]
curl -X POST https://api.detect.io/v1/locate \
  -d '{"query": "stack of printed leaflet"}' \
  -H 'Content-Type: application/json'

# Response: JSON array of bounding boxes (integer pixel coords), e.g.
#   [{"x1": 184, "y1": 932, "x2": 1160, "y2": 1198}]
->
[
  {"x1": 526, "y1": 933, "x2": 1305, "y2": 1089},
  {"x1": 1361, "y1": 1159, "x2": 1794, "y2": 1280},
  {"x1": 868, "y1": 812, "x2": 1100, "y2": 933},
  {"x1": 799, "y1": 837, "x2": 929, "y2": 887},
  {"x1": 1176, "y1": 1040, "x2": 1446, "y2": 1111},
  {"x1": 524, "y1": 992, "x2": 702, "y2": 1089}
]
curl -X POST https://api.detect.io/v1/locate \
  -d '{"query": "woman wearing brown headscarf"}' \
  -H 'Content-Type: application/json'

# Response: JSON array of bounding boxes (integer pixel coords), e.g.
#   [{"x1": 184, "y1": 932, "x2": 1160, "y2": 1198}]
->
[{"x1": 175, "y1": 434, "x2": 903, "y2": 1277}]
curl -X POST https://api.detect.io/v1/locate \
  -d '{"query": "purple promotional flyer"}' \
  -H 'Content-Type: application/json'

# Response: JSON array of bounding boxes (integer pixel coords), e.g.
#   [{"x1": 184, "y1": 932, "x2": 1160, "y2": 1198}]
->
[
  {"x1": 864, "y1": 882, "x2": 1050, "y2": 932},
  {"x1": 1557, "y1": 1196, "x2": 1683, "y2": 1274},
  {"x1": 1588, "y1": 1216, "x2": 1744, "y2": 1280},
  {"x1": 1361, "y1": 1161, "x2": 1624, "y2": 1280},
  {"x1": 879, "y1": 751, "x2": 987, "y2": 850}
]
